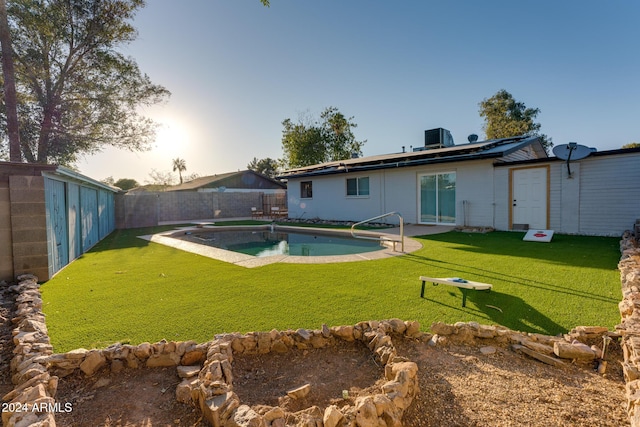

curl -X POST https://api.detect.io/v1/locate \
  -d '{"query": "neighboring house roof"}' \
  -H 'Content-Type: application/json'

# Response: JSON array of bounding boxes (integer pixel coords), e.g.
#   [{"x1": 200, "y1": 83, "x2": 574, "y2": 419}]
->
[
  {"x1": 122, "y1": 184, "x2": 168, "y2": 193},
  {"x1": 167, "y1": 170, "x2": 286, "y2": 191},
  {"x1": 278, "y1": 135, "x2": 547, "y2": 179}
]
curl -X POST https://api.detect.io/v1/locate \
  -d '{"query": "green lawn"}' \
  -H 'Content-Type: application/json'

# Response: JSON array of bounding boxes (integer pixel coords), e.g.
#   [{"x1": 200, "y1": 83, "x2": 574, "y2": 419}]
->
[{"x1": 41, "y1": 227, "x2": 622, "y2": 352}]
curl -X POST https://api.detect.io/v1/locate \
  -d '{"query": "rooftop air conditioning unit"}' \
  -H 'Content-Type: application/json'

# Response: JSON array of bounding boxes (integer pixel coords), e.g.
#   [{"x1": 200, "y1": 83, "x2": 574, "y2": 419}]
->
[{"x1": 424, "y1": 128, "x2": 454, "y2": 149}]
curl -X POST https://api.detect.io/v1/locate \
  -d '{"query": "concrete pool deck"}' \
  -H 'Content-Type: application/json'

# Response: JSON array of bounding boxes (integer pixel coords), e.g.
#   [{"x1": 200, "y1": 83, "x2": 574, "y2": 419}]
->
[{"x1": 141, "y1": 221, "x2": 454, "y2": 268}]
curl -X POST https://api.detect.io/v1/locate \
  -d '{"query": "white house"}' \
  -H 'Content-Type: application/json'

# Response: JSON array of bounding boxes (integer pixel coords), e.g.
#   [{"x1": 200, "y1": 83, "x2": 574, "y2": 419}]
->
[{"x1": 279, "y1": 130, "x2": 640, "y2": 236}]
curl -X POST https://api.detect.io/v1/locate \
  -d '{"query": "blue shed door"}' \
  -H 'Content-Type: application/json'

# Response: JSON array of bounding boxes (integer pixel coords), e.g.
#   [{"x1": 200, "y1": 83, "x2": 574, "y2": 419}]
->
[
  {"x1": 44, "y1": 178, "x2": 69, "y2": 277},
  {"x1": 81, "y1": 186, "x2": 99, "y2": 251},
  {"x1": 67, "y1": 183, "x2": 82, "y2": 261},
  {"x1": 98, "y1": 189, "x2": 111, "y2": 239}
]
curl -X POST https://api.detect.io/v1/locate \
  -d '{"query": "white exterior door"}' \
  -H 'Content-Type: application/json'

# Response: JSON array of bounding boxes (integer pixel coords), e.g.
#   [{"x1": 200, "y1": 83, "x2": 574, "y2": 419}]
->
[{"x1": 512, "y1": 168, "x2": 547, "y2": 229}]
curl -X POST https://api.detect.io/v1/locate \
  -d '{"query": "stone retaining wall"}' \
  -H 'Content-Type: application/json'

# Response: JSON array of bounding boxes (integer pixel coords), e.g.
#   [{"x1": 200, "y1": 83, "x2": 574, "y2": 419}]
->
[
  {"x1": 3, "y1": 274, "x2": 56, "y2": 426},
  {"x1": 190, "y1": 320, "x2": 422, "y2": 427},
  {"x1": 617, "y1": 230, "x2": 640, "y2": 426}
]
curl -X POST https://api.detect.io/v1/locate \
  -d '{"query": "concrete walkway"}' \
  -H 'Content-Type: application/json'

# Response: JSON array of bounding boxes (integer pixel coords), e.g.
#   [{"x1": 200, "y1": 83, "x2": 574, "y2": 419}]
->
[{"x1": 379, "y1": 223, "x2": 455, "y2": 237}]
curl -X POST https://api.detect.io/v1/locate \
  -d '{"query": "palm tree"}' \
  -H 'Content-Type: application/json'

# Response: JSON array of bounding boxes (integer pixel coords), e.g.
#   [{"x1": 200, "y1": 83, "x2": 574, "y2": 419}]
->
[{"x1": 172, "y1": 158, "x2": 187, "y2": 184}]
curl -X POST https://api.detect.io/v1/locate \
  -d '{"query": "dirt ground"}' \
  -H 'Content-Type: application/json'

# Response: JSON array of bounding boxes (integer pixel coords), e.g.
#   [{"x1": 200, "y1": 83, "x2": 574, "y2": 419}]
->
[
  {"x1": 1, "y1": 282, "x2": 629, "y2": 426},
  {"x1": 50, "y1": 334, "x2": 628, "y2": 427},
  {"x1": 396, "y1": 337, "x2": 628, "y2": 427},
  {"x1": 231, "y1": 339, "x2": 385, "y2": 413}
]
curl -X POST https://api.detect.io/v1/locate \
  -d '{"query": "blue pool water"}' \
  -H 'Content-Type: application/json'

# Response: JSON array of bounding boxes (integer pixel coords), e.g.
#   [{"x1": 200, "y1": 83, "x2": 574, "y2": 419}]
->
[{"x1": 175, "y1": 229, "x2": 383, "y2": 257}]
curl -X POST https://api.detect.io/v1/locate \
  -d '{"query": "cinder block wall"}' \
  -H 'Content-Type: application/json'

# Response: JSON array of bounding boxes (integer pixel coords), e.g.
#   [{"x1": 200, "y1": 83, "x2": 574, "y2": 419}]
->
[
  {"x1": 213, "y1": 192, "x2": 265, "y2": 219},
  {"x1": 0, "y1": 178, "x2": 12, "y2": 281},
  {"x1": 115, "y1": 191, "x2": 271, "y2": 229},
  {"x1": 9, "y1": 176, "x2": 49, "y2": 280},
  {"x1": 115, "y1": 193, "x2": 159, "y2": 229},
  {"x1": 158, "y1": 192, "x2": 215, "y2": 222}
]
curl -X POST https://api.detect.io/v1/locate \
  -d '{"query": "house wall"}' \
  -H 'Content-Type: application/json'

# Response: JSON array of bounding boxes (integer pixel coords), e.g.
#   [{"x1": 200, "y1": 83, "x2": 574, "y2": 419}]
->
[
  {"x1": 287, "y1": 150, "x2": 639, "y2": 236},
  {"x1": 495, "y1": 150, "x2": 640, "y2": 236},
  {"x1": 287, "y1": 159, "x2": 496, "y2": 226},
  {"x1": 576, "y1": 152, "x2": 639, "y2": 235}
]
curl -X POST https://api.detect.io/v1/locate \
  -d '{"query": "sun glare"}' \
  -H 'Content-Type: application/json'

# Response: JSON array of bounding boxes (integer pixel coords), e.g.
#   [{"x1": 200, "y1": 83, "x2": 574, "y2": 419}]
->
[{"x1": 154, "y1": 120, "x2": 190, "y2": 155}]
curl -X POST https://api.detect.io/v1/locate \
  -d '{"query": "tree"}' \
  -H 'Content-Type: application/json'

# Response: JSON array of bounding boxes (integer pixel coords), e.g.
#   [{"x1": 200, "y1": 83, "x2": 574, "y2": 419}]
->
[
  {"x1": 1, "y1": 0, "x2": 170, "y2": 165},
  {"x1": 102, "y1": 176, "x2": 115, "y2": 185},
  {"x1": 172, "y1": 157, "x2": 186, "y2": 184},
  {"x1": 182, "y1": 172, "x2": 199, "y2": 182},
  {"x1": 114, "y1": 177, "x2": 138, "y2": 190},
  {"x1": 146, "y1": 169, "x2": 174, "y2": 186},
  {"x1": 247, "y1": 157, "x2": 279, "y2": 178},
  {"x1": 622, "y1": 142, "x2": 640, "y2": 149},
  {"x1": 479, "y1": 89, "x2": 552, "y2": 153},
  {"x1": 0, "y1": 0, "x2": 20, "y2": 161},
  {"x1": 280, "y1": 107, "x2": 366, "y2": 169}
]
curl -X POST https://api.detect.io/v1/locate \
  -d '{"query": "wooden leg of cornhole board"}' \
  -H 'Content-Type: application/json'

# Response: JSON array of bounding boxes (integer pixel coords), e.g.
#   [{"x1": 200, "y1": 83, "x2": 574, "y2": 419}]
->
[
  {"x1": 460, "y1": 288, "x2": 469, "y2": 307},
  {"x1": 420, "y1": 280, "x2": 426, "y2": 298},
  {"x1": 460, "y1": 288, "x2": 491, "y2": 308}
]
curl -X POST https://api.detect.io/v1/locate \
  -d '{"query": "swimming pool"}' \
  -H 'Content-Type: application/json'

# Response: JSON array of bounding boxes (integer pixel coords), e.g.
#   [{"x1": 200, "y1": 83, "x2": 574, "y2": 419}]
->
[
  {"x1": 174, "y1": 229, "x2": 383, "y2": 257},
  {"x1": 140, "y1": 225, "x2": 422, "y2": 267}
]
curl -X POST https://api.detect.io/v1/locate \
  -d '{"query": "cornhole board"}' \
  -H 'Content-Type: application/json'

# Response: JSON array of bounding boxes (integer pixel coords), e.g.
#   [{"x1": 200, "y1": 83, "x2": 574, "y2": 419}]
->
[
  {"x1": 419, "y1": 276, "x2": 492, "y2": 307},
  {"x1": 523, "y1": 229, "x2": 554, "y2": 242}
]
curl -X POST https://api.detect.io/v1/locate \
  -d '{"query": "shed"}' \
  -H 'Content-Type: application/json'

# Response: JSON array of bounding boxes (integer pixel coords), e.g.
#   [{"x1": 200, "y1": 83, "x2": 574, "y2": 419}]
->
[{"x1": 0, "y1": 162, "x2": 118, "y2": 282}]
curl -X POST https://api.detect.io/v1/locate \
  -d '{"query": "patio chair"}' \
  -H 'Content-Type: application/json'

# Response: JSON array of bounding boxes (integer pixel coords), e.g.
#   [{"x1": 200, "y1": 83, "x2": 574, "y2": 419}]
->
[{"x1": 251, "y1": 207, "x2": 263, "y2": 219}]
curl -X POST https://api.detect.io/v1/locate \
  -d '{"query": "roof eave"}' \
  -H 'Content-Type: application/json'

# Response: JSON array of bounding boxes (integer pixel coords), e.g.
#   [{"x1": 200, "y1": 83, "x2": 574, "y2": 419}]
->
[
  {"x1": 46, "y1": 165, "x2": 121, "y2": 192},
  {"x1": 281, "y1": 150, "x2": 507, "y2": 179}
]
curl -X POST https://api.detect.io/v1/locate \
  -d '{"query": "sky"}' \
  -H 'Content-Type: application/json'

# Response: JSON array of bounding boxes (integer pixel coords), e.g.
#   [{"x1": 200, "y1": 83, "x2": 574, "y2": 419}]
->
[{"x1": 77, "y1": 0, "x2": 640, "y2": 184}]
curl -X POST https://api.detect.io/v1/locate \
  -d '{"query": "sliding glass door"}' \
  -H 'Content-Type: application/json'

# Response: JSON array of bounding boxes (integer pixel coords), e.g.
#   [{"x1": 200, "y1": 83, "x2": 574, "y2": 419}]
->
[{"x1": 419, "y1": 172, "x2": 456, "y2": 224}]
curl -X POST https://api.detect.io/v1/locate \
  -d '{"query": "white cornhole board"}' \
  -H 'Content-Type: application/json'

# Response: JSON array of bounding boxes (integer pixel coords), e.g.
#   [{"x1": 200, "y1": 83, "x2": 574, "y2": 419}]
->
[{"x1": 523, "y1": 229, "x2": 554, "y2": 242}]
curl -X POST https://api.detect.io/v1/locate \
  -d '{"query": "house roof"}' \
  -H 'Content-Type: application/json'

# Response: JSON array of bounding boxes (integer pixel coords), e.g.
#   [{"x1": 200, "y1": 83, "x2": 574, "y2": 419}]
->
[
  {"x1": 167, "y1": 170, "x2": 286, "y2": 191},
  {"x1": 493, "y1": 144, "x2": 640, "y2": 167},
  {"x1": 278, "y1": 135, "x2": 547, "y2": 179}
]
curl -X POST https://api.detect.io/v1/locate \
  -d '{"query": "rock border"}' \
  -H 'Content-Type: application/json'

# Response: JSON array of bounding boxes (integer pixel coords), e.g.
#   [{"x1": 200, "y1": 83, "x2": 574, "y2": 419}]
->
[
  {"x1": 190, "y1": 320, "x2": 421, "y2": 427},
  {"x1": 616, "y1": 229, "x2": 640, "y2": 426},
  {"x1": 2, "y1": 274, "x2": 56, "y2": 426}
]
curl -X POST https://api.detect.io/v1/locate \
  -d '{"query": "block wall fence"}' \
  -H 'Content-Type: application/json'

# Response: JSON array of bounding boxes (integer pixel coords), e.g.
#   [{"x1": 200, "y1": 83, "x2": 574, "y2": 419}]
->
[{"x1": 116, "y1": 191, "x2": 286, "y2": 229}]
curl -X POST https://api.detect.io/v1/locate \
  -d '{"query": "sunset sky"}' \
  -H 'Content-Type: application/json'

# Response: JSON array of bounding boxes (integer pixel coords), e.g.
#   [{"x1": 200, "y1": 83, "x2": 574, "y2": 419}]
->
[{"x1": 76, "y1": 1, "x2": 640, "y2": 184}]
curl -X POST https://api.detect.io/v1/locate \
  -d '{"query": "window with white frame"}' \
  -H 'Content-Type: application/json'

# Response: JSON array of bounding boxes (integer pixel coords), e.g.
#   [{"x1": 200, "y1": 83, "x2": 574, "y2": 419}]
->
[{"x1": 346, "y1": 177, "x2": 369, "y2": 196}]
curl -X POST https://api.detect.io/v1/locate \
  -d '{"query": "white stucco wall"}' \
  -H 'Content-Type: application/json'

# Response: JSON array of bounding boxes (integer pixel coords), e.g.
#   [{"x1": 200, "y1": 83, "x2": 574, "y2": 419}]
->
[
  {"x1": 286, "y1": 159, "x2": 497, "y2": 226},
  {"x1": 287, "y1": 150, "x2": 639, "y2": 236},
  {"x1": 576, "y1": 152, "x2": 639, "y2": 235},
  {"x1": 495, "y1": 150, "x2": 640, "y2": 236}
]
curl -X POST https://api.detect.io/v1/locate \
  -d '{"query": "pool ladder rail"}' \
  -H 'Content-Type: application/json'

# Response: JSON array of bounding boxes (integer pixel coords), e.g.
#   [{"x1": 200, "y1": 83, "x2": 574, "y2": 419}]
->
[{"x1": 350, "y1": 212, "x2": 404, "y2": 252}]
